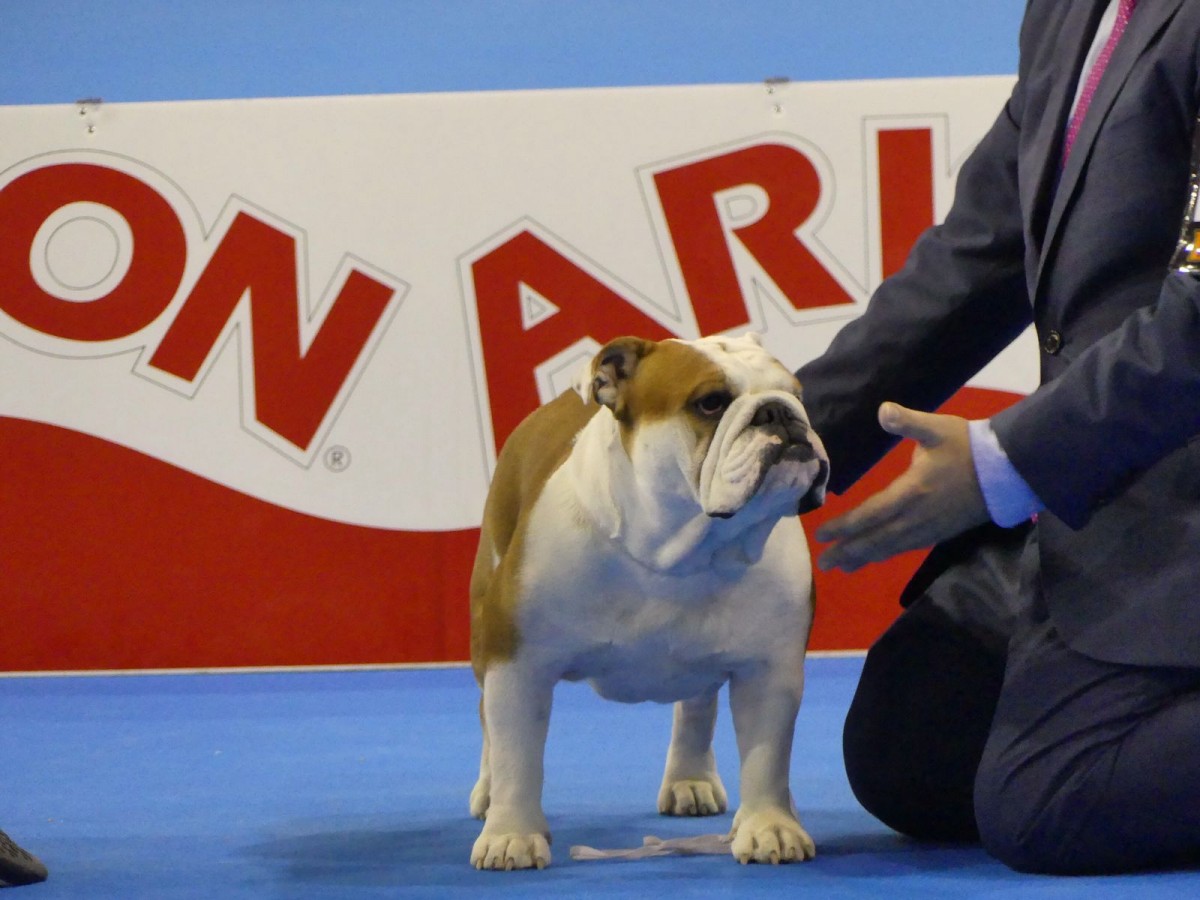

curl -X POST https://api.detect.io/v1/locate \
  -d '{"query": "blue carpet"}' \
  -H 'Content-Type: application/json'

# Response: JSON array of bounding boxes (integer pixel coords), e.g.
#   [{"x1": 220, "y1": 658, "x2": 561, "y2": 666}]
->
[{"x1": 1, "y1": 656, "x2": 1196, "y2": 898}]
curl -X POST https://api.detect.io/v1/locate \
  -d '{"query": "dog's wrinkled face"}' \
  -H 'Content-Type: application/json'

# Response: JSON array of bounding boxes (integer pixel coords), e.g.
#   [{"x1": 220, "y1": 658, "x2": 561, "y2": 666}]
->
[{"x1": 585, "y1": 333, "x2": 829, "y2": 518}]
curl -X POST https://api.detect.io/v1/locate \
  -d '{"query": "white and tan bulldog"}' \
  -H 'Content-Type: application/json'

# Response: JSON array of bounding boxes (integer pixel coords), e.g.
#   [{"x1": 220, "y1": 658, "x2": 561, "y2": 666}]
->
[{"x1": 468, "y1": 332, "x2": 829, "y2": 870}]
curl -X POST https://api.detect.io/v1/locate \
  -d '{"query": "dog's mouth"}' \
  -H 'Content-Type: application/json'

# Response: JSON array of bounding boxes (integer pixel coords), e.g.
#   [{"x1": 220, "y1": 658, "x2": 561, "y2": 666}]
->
[
  {"x1": 758, "y1": 433, "x2": 817, "y2": 471},
  {"x1": 698, "y1": 395, "x2": 826, "y2": 520},
  {"x1": 780, "y1": 439, "x2": 816, "y2": 463},
  {"x1": 704, "y1": 435, "x2": 819, "y2": 519}
]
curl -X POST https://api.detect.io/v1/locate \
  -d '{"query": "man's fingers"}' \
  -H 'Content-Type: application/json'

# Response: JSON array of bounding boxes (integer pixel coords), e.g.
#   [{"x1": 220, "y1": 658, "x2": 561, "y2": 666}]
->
[
  {"x1": 814, "y1": 483, "x2": 907, "y2": 543},
  {"x1": 817, "y1": 508, "x2": 938, "y2": 572},
  {"x1": 816, "y1": 407, "x2": 985, "y2": 573}
]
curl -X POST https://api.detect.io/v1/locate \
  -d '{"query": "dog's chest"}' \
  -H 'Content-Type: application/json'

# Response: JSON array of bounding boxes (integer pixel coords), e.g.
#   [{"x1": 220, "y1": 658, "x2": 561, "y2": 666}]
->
[
  {"x1": 555, "y1": 597, "x2": 748, "y2": 703},
  {"x1": 517, "y1": 532, "x2": 810, "y2": 704},
  {"x1": 495, "y1": 426, "x2": 814, "y2": 703}
]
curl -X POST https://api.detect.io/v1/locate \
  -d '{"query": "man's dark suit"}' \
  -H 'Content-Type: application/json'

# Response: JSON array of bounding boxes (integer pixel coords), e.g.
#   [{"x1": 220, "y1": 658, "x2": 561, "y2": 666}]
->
[{"x1": 797, "y1": 0, "x2": 1200, "y2": 873}]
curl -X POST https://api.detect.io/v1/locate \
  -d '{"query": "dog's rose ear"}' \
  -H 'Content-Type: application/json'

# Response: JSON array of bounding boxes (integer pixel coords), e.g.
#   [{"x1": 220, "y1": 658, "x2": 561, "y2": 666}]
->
[{"x1": 591, "y1": 337, "x2": 653, "y2": 409}]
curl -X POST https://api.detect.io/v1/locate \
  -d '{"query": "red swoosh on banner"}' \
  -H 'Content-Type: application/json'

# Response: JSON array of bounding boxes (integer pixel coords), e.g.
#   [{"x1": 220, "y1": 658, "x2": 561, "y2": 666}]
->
[
  {"x1": 1, "y1": 415, "x2": 477, "y2": 672},
  {"x1": 0, "y1": 386, "x2": 1020, "y2": 672}
]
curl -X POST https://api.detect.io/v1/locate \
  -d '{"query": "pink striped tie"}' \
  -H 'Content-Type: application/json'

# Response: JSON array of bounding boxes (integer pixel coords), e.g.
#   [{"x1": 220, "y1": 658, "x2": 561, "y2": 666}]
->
[{"x1": 1062, "y1": 0, "x2": 1138, "y2": 161}]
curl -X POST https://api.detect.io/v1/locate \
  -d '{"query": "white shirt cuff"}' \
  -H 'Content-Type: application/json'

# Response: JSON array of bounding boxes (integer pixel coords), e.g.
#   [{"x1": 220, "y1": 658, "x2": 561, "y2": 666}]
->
[{"x1": 968, "y1": 418, "x2": 1045, "y2": 527}]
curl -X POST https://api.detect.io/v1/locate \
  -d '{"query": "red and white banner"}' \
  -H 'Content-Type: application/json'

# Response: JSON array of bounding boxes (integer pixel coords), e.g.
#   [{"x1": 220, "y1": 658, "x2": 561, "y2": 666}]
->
[{"x1": 0, "y1": 77, "x2": 1028, "y2": 671}]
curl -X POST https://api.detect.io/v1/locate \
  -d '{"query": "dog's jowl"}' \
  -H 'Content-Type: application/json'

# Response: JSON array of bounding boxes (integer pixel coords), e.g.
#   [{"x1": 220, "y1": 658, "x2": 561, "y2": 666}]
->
[{"x1": 468, "y1": 332, "x2": 829, "y2": 870}]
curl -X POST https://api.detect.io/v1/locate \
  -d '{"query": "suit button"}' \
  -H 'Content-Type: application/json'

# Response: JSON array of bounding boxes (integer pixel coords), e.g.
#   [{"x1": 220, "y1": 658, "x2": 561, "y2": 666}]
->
[{"x1": 1042, "y1": 330, "x2": 1063, "y2": 355}]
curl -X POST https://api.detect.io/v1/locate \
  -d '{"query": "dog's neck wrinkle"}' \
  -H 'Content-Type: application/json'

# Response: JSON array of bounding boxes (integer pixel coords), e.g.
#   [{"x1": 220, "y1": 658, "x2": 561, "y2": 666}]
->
[{"x1": 567, "y1": 412, "x2": 752, "y2": 576}]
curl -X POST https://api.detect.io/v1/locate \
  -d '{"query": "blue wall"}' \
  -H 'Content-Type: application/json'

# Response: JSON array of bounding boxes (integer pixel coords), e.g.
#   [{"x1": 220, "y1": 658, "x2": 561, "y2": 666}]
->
[{"x1": 1, "y1": 0, "x2": 1021, "y2": 105}]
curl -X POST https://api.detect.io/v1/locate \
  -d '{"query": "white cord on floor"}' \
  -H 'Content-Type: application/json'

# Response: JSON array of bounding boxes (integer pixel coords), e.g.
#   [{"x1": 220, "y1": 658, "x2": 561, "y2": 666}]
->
[{"x1": 569, "y1": 833, "x2": 733, "y2": 861}]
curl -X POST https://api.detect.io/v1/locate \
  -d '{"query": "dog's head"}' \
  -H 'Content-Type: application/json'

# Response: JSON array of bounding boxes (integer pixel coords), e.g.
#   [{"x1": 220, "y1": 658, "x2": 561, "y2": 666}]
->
[{"x1": 581, "y1": 333, "x2": 829, "y2": 520}]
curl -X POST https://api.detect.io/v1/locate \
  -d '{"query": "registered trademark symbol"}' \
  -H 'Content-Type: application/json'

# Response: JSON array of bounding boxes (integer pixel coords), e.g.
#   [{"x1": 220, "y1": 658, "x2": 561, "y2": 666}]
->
[{"x1": 323, "y1": 445, "x2": 352, "y2": 472}]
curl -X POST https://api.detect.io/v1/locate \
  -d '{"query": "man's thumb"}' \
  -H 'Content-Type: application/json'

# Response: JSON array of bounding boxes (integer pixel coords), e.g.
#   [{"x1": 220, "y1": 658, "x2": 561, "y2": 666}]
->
[{"x1": 878, "y1": 402, "x2": 941, "y2": 445}]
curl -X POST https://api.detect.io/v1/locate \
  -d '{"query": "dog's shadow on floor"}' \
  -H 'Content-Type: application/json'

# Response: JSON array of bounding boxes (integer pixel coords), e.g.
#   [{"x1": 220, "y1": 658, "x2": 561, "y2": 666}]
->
[
  {"x1": 245, "y1": 810, "x2": 1001, "y2": 889},
  {"x1": 245, "y1": 814, "x2": 645, "y2": 886},
  {"x1": 244, "y1": 812, "x2": 749, "y2": 888},
  {"x1": 246, "y1": 816, "x2": 482, "y2": 888}
]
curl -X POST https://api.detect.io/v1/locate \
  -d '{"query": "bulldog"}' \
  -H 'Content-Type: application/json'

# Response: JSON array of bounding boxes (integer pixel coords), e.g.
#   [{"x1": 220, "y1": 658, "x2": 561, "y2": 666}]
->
[{"x1": 468, "y1": 332, "x2": 829, "y2": 870}]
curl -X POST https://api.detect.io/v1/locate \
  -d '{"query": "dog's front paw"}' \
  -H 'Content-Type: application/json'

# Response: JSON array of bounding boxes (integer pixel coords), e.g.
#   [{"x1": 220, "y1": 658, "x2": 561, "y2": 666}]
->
[
  {"x1": 657, "y1": 776, "x2": 728, "y2": 816},
  {"x1": 730, "y1": 808, "x2": 815, "y2": 864},
  {"x1": 471, "y1": 827, "x2": 552, "y2": 871}
]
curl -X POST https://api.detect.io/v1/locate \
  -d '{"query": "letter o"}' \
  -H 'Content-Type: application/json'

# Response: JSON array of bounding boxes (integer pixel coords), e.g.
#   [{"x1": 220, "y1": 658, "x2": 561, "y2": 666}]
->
[{"x1": 0, "y1": 162, "x2": 186, "y2": 341}]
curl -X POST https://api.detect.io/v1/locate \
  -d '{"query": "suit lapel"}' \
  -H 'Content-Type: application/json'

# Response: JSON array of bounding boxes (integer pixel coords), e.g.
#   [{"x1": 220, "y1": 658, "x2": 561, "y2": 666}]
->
[{"x1": 1037, "y1": 0, "x2": 1187, "y2": 292}]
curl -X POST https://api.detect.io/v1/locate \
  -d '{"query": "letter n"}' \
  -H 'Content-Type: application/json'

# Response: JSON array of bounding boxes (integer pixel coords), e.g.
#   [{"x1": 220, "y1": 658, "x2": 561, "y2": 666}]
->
[{"x1": 148, "y1": 207, "x2": 404, "y2": 457}]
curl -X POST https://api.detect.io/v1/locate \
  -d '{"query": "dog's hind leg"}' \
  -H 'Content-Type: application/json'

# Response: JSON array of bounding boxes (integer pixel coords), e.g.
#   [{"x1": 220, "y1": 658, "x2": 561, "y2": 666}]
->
[
  {"x1": 658, "y1": 688, "x2": 728, "y2": 816},
  {"x1": 469, "y1": 695, "x2": 491, "y2": 819}
]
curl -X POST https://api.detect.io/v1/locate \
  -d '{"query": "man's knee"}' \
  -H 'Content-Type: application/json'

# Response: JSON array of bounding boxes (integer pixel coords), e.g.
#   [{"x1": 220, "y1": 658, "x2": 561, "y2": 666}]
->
[
  {"x1": 974, "y1": 756, "x2": 1102, "y2": 874},
  {"x1": 973, "y1": 760, "x2": 1055, "y2": 872},
  {"x1": 975, "y1": 739, "x2": 1136, "y2": 874}
]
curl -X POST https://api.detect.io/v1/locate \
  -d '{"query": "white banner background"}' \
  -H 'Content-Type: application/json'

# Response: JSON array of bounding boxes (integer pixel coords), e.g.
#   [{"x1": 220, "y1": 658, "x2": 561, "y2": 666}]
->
[{"x1": 0, "y1": 77, "x2": 1028, "y2": 534}]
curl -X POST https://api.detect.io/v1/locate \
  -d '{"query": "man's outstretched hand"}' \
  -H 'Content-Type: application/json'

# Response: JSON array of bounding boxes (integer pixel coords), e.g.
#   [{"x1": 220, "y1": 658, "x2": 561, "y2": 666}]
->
[{"x1": 815, "y1": 403, "x2": 990, "y2": 573}]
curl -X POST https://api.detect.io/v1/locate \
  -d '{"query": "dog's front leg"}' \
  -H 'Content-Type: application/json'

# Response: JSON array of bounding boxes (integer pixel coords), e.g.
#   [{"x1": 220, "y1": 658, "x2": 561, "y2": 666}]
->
[
  {"x1": 471, "y1": 661, "x2": 554, "y2": 870},
  {"x1": 727, "y1": 663, "x2": 815, "y2": 864},
  {"x1": 658, "y1": 689, "x2": 728, "y2": 816}
]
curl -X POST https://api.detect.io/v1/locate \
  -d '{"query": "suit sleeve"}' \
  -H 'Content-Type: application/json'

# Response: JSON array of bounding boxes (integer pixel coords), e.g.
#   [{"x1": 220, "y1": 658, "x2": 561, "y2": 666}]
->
[
  {"x1": 992, "y1": 271, "x2": 1200, "y2": 528},
  {"x1": 797, "y1": 85, "x2": 1033, "y2": 494}
]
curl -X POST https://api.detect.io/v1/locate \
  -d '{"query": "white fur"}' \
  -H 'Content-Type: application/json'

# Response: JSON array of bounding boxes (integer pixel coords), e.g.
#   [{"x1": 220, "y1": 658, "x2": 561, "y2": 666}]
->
[{"x1": 470, "y1": 335, "x2": 827, "y2": 870}]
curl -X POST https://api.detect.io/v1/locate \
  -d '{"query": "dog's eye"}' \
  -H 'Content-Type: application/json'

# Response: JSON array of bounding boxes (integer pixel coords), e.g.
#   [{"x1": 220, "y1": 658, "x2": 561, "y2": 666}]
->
[{"x1": 693, "y1": 391, "x2": 732, "y2": 418}]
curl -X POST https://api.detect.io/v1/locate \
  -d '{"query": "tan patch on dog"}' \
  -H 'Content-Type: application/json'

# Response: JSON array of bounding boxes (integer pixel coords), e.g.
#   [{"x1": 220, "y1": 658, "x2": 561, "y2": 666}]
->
[
  {"x1": 612, "y1": 340, "x2": 729, "y2": 454},
  {"x1": 470, "y1": 389, "x2": 598, "y2": 680}
]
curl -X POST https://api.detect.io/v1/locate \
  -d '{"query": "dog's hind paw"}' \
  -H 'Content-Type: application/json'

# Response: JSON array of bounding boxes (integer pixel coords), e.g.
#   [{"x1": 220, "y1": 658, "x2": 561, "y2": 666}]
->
[
  {"x1": 469, "y1": 778, "x2": 490, "y2": 820},
  {"x1": 657, "y1": 777, "x2": 728, "y2": 816},
  {"x1": 471, "y1": 831, "x2": 552, "y2": 871}
]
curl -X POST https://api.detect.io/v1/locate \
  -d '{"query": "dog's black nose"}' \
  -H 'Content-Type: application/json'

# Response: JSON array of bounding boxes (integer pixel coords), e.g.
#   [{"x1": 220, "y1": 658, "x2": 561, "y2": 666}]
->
[
  {"x1": 752, "y1": 401, "x2": 808, "y2": 445},
  {"x1": 751, "y1": 401, "x2": 793, "y2": 428}
]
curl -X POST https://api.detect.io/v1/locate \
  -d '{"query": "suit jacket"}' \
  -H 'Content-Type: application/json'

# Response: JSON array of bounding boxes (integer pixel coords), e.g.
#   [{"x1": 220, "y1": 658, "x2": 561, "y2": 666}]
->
[{"x1": 797, "y1": 0, "x2": 1200, "y2": 666}]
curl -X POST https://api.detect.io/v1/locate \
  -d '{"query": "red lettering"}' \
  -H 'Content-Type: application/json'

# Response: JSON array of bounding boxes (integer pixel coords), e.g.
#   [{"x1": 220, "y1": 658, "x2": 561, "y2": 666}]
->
[
  {"x1": 470, "y1": 229, "x2": 674, "y2": 450},
  {"x1": 149, "y1": 211, "x2": 397, "y2": 452},
  {"x1": 654, "y1": 143, "x2": 855, "y2": 334},
  {"x1": 3, "y1": 128, "x2": 940, "y2": 464},
  {"x1": 0, "y1": 163, "x2": 186, "y2": 340},
  {"x1": 877, "y1": 128, "x2": 934, "y2": 278}
]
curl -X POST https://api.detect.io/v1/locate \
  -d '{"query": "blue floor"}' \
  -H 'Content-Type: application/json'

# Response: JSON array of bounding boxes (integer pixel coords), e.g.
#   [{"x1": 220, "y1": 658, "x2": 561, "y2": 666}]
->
[{"x1": 1, "y1": 656, "x2": 1196, "y2": 898}]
